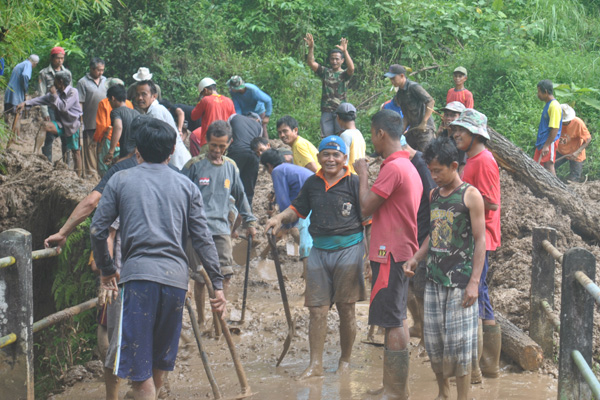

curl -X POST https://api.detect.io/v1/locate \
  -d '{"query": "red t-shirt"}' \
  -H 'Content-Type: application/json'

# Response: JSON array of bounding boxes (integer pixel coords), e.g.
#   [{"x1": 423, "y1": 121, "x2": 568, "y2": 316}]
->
[
  {"x1": 461, "y1": 149, "x2": 501, "y2": 251},
  {"x1": 369, "y1": 151, "x2": 422, "y2": 263},
  {"x1": 446, "y1": 88, "x2": 474, "y2": 109},
  {"x1": 190, "y1": 94, "x2": 236, "y2": 148}
]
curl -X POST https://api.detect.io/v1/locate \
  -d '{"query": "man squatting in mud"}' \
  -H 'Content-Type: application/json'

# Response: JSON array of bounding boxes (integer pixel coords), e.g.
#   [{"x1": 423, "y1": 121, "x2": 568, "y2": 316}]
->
[
  {"x1": 266, "y1": 135, "x2": 370, "y2": 379},
  {"x1": 90, "y1": 117, "x2": 226, "y2": 400},
  {"x1": 354, "y1": 109, "x2": 423, "y2": 399},
  {"x1": 404, "y1": 136, "x2": 486, "y2": 400}
]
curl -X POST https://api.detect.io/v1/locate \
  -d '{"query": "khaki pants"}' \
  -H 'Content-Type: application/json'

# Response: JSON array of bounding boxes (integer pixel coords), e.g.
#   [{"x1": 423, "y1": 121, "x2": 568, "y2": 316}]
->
[{"x1": 82, "y1": 129, "x2": 98, "y2": 178}]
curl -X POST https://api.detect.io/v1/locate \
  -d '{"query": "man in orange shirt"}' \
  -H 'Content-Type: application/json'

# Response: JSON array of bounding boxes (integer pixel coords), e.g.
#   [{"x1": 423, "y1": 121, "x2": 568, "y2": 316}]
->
[
  {"x1": 94, "y1": 78, "x2": 134, "y2": 176},
  {"x1": 557, "y1": 104, "x2": 592, "y2": 182},
  {"x1": 190, "y1": 78, "x2": 236, "y2": 156}
]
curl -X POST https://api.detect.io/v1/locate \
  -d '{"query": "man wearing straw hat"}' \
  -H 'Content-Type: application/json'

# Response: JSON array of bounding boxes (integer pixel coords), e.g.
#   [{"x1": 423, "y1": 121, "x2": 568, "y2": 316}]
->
[
  {"x1": 127, "y1": 67, "x2": 162, "y2": 108},
  {"x1": 556, "y1": 104, "x2": 592, "y2": 182}
]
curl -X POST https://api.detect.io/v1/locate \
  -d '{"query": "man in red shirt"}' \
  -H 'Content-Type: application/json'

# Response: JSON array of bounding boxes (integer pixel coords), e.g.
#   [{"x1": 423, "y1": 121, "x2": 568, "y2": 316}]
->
[
  {"x1": 451, "y1": 109, "x2": 501, "y2": 381},
  {"x1": 354, "y1": 109, "x2": 423, "y2": 399},
  {"x1": 446, "y1": 67, "x2": 474, "y2": 108},
  {"x1": 190, "y1": 77, "x2": 236, "y2": 156}
]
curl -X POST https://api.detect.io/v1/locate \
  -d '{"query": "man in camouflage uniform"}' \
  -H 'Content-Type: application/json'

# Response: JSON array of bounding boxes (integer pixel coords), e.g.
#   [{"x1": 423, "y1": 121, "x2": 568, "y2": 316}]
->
[
  {"x1": 304, "y1": 33, "x2": 355, "y2": 138},
  {"x1": 38, "y1": 47, "x2": 72, "y2": 162}
]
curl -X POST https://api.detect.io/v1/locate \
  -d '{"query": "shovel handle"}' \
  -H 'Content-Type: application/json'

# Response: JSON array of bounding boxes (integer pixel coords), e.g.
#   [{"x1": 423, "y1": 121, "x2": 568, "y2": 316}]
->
[{"x1": 240, "y1": 235, "x2": 252, "y2": 322}]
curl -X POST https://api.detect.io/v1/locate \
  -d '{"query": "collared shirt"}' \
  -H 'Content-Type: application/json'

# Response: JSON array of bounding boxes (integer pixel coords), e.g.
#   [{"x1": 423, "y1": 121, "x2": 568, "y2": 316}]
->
[
  {"x1": 536, "y1": 99, "x2": 562, "y2": 149},
  {"x1": 77, "y1": 73, "x2": 107, "y2": 130},
  {"x1": 291, "y1": 166, "x2": 366, "y2": 239},
  {"x1": 4, "y1": 59, "x2": 33, "y2": 105},
  {"x1": 393, "y1": 79, "x2": 435, "y2": 131},
  {"x1": 369, "y1": 151, "x2": 422, "y2": 263},
  {"x1": 181, "y1": 154, "x2": 256, "y2": 235},
  {"x1": 37, "y1": 64, "x2": 72, "y2": 118},
  {"x1": 230, "y1": 83, "x2": 273, "y2": 116},
  {"x1": 144, "y1": 99, "x2": 192, "y2": 169},
  {"x1": 26, "y1": 84, "x2": 82, "y2": 137}
]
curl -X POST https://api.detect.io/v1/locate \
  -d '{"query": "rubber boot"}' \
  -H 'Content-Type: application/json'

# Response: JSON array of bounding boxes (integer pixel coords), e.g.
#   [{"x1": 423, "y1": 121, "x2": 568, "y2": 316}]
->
[
  {"x1": 381, "y1": 348, "x2": 409, "y2": 400},
  {"x1": 480, "y1": 324, "x2": 501, "y2": 378},
  {"x1": 471, "y1": 320, "x2": 483, "y2": 384}
]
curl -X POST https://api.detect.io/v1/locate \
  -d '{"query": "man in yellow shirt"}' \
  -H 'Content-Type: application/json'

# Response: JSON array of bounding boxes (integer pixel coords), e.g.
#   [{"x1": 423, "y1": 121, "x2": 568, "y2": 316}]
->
[
  {"x1": 535, "y1": 80, "x2": 563, "y2": 174},
  {"x1": 335, "y1": 102, "x2": 366, "y2": 174},
  {"x1": 277, "y1": 115, "x2": 320, "y2": 172}
]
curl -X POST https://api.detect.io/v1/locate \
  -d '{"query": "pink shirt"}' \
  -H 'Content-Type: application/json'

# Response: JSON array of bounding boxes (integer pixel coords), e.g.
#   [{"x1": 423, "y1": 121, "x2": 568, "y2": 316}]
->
[
  {"x1": 461, "y1": 149, "x2": 501, "y2": 251},
  {"x1": 369, "y1": 151, "x2": 422, "y2": 262}
]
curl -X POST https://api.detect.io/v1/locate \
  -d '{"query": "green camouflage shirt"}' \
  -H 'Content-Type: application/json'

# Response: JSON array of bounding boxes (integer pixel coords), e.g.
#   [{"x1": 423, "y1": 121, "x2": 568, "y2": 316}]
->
[
  {"x1": 426, "y1": 182, "x2": 474, "y2": 288},
  {"x1": 315, "y1": 66, "x2": 350, "y2": 112}
]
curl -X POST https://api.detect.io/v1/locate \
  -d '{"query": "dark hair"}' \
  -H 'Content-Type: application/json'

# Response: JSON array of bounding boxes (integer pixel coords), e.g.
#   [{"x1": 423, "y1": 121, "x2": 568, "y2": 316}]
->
[
  {"x1": 206, "y1": 84, "x2": 217, "y2": 92},
  {"x1": 371, "y1": 109, "x2": 403, "y2": 140},
  {"x1": 137, "y1": 80, "x2": 157, "y2": 95},
  {"x1": 337, "y1": 111, "x2": 356, "y2": 122},
  {"x1": 250, "y1": 136, "x2": 269, "y2": 151},
  {"x1": 159, "y1": 99, "x2": 173, "y2": 110},
  {"x1": 206, "y1": 120, "x2": 232, "y2": 141},
  {"x1": 424, "y1": 137, "x2": 459, "y2": 166},
  {"x1": 54, "y1": 71, "x2": 71, "y2": 86},
  {"x1": 329, "y1": 49, "x2": 344, "y2": 59},
  {"x1": 90, "y1": 57, "x2": 105, "y2": 69},
  {"x1": 260, "y1": 148, "x2": 284, "y2": 168},
  {"x1": 276, "y1": 115, "x2": 298, "y2": 130},
  {"x1": 537, "y1": 79, "x2": 554, "y2": 95},
  {"x1": 106, "y1": 84, "x2": 127, "y2": 102},
  {"x1": 135, "y1": 116, "x2": 176, "y2": 163}
]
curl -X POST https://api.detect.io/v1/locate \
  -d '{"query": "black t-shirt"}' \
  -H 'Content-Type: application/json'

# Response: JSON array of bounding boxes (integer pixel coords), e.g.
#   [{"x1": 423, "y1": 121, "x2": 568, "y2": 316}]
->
[
  {"x1": 93, "y1": 156, "x2": 138, "y2": 194},
  {"x1": 110, "y1": 106, "x2": 140, "y2": 158},
  {"x1": 167, "y1": 103, "x2": 201, "y2": 131},
  {"x1": 411, "y1": 151, "x2": 437, "y2": 246},
  {"x1": 291, "y1": 170, "x2": 364, "y2": 238},
  {"x1": 227, "y1": 115, "x2": 262, "y2": 156}
]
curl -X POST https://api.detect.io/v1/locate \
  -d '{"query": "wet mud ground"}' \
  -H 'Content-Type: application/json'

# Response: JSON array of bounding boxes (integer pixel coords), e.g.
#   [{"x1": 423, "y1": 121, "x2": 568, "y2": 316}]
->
[{"x1": 53, "y1": 251, "x2": 557, "y2": 400}]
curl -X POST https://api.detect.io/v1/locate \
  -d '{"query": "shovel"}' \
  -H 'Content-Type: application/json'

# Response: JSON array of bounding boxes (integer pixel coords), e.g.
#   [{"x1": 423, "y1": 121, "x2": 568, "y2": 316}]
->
[
  {"x1": 267, "y1": 230, "x2": 295, "y2": 367},
  {"x1": 184, "y1": 297, "x2": 223, "y2": 399},
  {"x1": 230, "y1": 235, "x2": 252, "y2": 326},
  {"x1": 192, "y1": 268, "x2": 254, "y2": 398}
]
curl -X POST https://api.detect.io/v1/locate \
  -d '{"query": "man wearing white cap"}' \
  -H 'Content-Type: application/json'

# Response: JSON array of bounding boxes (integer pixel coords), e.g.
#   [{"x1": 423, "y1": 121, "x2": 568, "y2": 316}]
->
[
  {"x1": 3, "y1": 54, "x2": 39, "y2": 140},
  {"x1": 189, "y1": 77, "x2": 236, "y2": 156},
  {"x1": 127, "y1": 67, "x2": 162, "y2": 107},
  {"x1": 557, "y1": 104, "x2": 592, "y2": 182}
]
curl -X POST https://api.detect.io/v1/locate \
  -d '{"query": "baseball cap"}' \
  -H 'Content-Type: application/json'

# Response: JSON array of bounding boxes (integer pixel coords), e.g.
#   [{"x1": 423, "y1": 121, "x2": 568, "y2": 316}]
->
[
  {"x1": 384, "y1": 64, "x2": 407, "y2": 78},
  {"x1": 453, "y1": 66, "x2": 468, "y2": 76},
  {"x1": 336, "y1": 102, "x2": 356, "y2": 115},
  {"x1": 449, "y1": 109, "x2": 489, "y2": 139},
  {"x1": 227, "y1": 75, "x2": 245, "y2": 90},
  {"x1": 319, "y1": 135, "x2": 347, "y2": 155},
  {"x1": 50, "y1": 47, "x2": 65, "y2": 56},
  {"x1": 441, "y1": 101, "x2": 466, "y2": 113},
  {"x1": 561, "y1": 104, "x2": 576, "y2": 122},
  {"x1": 198, "y1": 77, "x2": 217, "y2": 93}
]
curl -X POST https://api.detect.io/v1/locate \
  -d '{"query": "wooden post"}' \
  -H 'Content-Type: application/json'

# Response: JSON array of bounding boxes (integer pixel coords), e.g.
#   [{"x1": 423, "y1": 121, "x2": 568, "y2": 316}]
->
[
  {"x1": 558, "y1": 247, "x2": 595, "y2": 400},
  {"x1": 0, "y1": 229, "x2": 34, "y2": 400},
  {"x1": 530, "y1": 227, "x2": 557, "y2": 358}
]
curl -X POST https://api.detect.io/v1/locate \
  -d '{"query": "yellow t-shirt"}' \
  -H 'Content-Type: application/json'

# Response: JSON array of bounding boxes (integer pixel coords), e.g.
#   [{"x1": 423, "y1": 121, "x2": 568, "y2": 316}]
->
[
  {"x1": 339, "y1": 129, "x2": 366, "y2": 174},
  {"x1": 292, "y1": 136, "x2": 320, "y2": 169},
  {"x1": 548, "y1": 100, "x2": 562, "y2": 129}
]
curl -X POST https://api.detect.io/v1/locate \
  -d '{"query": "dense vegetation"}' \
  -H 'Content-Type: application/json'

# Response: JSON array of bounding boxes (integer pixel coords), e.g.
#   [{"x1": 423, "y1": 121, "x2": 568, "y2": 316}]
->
[{"x1": 2, "y1": 0, "x2": 600, "y2": 396}]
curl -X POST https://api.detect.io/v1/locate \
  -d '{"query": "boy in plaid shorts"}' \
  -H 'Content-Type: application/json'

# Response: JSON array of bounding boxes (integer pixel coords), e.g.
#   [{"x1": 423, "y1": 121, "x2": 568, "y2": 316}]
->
[{"x1": 404, "y1": 137, "x2": 486, "y2": 400}]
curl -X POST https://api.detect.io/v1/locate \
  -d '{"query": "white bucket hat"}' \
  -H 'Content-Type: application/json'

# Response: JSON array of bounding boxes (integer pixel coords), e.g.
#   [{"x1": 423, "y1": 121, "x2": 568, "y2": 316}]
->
[
  {"x1": 561, "y1": 104, "x2": 576, "y2": 122},
  {"x1": 133, "y1": 67, "x2": 153, "y2": 81},
  {"x1": 198, "y1": 77, "x2": 217, "y2": 93}
]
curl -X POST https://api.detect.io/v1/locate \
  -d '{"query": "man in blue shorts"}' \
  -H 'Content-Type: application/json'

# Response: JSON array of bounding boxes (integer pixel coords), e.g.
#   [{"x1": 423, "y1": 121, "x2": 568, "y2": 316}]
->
[{"x1": 91, "y1": 117, "x2": 225, "y2": 399}]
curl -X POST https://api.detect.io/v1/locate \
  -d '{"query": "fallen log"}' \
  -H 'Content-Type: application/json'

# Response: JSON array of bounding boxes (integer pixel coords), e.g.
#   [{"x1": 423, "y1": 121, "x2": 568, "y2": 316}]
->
[
  {"x1": 496, "y1": 313, "x2": 544, "y2": 371},
  {"x1": 487, "y1": 127, "x2": 600, "y2": 243}
]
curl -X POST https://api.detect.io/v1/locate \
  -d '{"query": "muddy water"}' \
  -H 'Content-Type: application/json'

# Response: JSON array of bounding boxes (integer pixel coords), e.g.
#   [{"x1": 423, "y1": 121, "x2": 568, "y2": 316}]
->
[{"x1": 53, "y1": 242, "x2": 557, "y2": 400}]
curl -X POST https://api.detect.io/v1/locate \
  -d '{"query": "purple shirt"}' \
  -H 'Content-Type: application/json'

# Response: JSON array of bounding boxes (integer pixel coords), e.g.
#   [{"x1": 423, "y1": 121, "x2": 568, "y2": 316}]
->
[{"x1": 27, "y1": 84, "x2": 82, "y2": 137}]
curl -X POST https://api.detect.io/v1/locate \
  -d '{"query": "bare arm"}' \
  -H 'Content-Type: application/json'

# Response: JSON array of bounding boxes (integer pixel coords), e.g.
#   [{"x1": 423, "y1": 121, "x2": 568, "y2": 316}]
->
[
  {"x1": 175, "y1": 107, "x2": 185, "y2": 134},
  {"x1": 44, "y1": 191, "x2": 102, "y2": 249},
  {"x1": 463, "y1": 186, "x2": 486, "y2": 308},
  {"x1": 419, "y1": 98, "x2": 435, "y2": 129},
  {"x1": 304, "y1": 33, "x2": 320, "y2": 72},
  {"x1": 337, "y1": 38, "x2": 354, "y2": 76},
  {"x1": 354, "y1": 158, "x2": 385, "y2": 217},
  {"x1": 106, "y1": 118, "x2": 123, "y2": 163},
  {"x1": 265, "y1": 207, "x2": 299, "y2": 235}
]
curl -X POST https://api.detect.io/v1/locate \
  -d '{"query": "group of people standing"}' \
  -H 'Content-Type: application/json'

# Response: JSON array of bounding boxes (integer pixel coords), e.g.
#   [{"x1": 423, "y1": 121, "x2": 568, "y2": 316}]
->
[{"x1": 1, "y1": 32, "x2": 589, "y2": 400}]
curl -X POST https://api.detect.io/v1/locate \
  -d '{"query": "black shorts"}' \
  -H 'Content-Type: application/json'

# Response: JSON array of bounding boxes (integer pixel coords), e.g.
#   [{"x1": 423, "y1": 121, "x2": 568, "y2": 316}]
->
[{"x1": 369, "y1": 255, "x2": 409, "y2": 328}]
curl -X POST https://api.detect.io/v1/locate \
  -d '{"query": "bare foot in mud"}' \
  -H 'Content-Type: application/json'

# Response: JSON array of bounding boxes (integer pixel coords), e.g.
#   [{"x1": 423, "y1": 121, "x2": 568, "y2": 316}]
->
[
  {"x1": 296, "y1": 363, "x2": 324, "y2": 380},
  {"x1": 336, "y1": 360, "x2": 350, "y2": 375}
]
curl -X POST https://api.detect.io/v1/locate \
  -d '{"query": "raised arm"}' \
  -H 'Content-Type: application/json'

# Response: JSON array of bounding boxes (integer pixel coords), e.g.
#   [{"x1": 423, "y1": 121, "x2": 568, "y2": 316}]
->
[
  {"x1": 354, "y1": 158, "x2": 385, "y2": 217},
  {"x1": 337, "y1": 38, "x2": 354, "y2": 76},
  {"x1": 304, "y1": 33, "x2": 320, "y2": 72}
]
